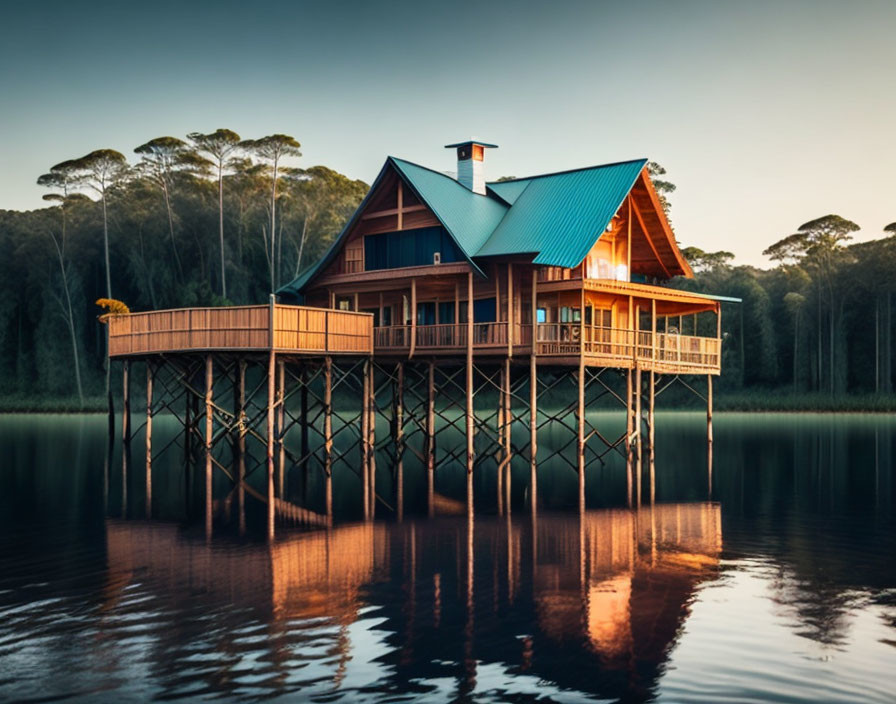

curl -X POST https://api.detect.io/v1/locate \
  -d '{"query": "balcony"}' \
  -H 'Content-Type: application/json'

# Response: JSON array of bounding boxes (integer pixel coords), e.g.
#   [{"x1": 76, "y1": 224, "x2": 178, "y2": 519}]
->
[{"x1": 373, "y1": 323, "x2": 720, "y2": 373}]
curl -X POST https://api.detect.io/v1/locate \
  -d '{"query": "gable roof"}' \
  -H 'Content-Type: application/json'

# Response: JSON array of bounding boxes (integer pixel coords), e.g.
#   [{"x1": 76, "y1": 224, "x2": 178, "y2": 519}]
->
[
  {"x1": 279, "y1": 154, "x2": 685, "y2": 298},
  {"x1": 478, "y1": 159, "x2": 647, "y2": 268},
  {"x1": 389, "y1": 158, "x2": 508, "y2": 260}
]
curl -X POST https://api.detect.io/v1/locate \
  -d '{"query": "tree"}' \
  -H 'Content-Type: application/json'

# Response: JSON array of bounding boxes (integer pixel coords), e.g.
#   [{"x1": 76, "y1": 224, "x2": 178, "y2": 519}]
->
[
  {"x1": 36, "y1": 161, "x2": 85, "y2": 405},
  {"x1": 783, "y1": 292, "x2": 806, "y2": 391},
  {"x1": 647, "y1": 161, "x2": 676, "y2": 216},
  {"x1": 134, "y1": 137, "x2": 210, "y2": 283},
  {"x1": 188, "y1": 129, "x2": 242, "y2": 299},
  {"x1": 241, "y1": 134, "x2": 302, "y2": 292},
  {"x1": 72, "y1": 149, "x2": 129, "y2": 299},
  {"x1": 681, "y1": 247, "x2": 734, "y2": 273},
  {"x1": 765, "y1": 215, "x2": 859, "y2": 394}
]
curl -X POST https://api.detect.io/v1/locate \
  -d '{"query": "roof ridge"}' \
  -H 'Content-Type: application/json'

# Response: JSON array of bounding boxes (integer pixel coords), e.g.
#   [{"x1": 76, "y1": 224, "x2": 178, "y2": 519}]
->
[
  {"x1": 487, "y1": 158, "x2": 648, "y2": 185},
  {"x1": 389, "y1": 156, "x2": 504, "y2": 200}
]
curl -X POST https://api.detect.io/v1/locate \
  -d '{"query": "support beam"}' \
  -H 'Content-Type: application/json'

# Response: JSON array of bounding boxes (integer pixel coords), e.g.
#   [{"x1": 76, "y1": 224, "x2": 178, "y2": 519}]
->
[
  {"x1": 266, "y1": 350, "x2": 275, "y2": 541},
  {"x1": 205, "y1": 355, "x2": 214, "y2": 539},
  {"x1": 503, "y1": 356, "x2": 512, "y2": 514},
  {"x1": 625, "y1": 368, "x2": 633, "y2": 508},
  {"x1": 238, "y1": 360, "x2": 247, "y2": 535},
  {"x1": 122, "y1": 360, "x2": 130, "y2": 517},
  {"x1": 324, "y1": 356, "x2": 333, "y2": 526},
  {"x1": 361, "y1": 360, "x2": 371, "y2": 520},
  {"x1": 649, "y1": 370, "x2": 656, "y2": 504},
  {"x1": 530, "y1": 268, "x2": 538, "y2": 514},
  {"x1": 577, "y1": 357, "x2": 586, "y2": 513},
  {"x1": 466, "y1": 271, "x2": 474, "y2": 515},
  {"x1": 277, "y1": 359, "x2": 285, "y2": 499},
  {"x1": 145, "y1": 363, "x2": 152, "y2": 518},
  {"x1": 394, "y1": 362, "x2": 404, "y2": 521},
  {"x1": 635, "y1": 367, "x2": 642, "y2": 508},
  {"x1": 578, "y1": 286, "x2": 586, "y2": 513},
  {"x1": 497, "y1": 363, "x2": 505, "y2": 516},
  {"x1": 707, "y1": 373, "x2": 714, "y2": 497},
  {"x1": 426, "y1": 361, "x2": 436, "y2": 516},
  {"x1": 368, "y1": 359, "x2": 377, "y2": 520}
]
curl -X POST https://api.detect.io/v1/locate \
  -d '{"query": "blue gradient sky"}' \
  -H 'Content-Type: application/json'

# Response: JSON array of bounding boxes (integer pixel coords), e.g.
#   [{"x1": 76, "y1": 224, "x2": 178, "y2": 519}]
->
[{"x1": 1, "y1": 0, "x2": 893, "y2": 265}]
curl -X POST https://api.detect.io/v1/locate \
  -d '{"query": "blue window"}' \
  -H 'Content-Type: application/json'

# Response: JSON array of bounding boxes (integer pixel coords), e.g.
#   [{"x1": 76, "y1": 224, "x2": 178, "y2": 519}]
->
[{"x1": 364, "y1": 226, "x2": 463, "y2": 270}]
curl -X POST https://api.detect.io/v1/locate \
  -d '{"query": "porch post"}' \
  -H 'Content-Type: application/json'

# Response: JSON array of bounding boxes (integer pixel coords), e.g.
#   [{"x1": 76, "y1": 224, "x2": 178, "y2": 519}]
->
[{"x1": 409, "y1": 278, "x2": 417, "y2": 359}]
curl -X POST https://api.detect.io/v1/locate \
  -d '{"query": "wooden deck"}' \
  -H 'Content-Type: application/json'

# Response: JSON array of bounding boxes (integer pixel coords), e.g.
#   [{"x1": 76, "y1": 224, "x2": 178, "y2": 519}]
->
[
  {"x1": 107, "y1": 306, "x2": 718, "y2": 373},
  {"x1": 107, "y1": 304, "x2": 374, "y2": 357},
  {"x1": 374, "y1": 322, "x2": 720, "y2": 373}
]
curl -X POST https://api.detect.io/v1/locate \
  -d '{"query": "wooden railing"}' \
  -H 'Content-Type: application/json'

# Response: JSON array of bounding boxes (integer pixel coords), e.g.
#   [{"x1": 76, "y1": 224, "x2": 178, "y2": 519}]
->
[
  {"x1": 108, "y1": 304, "x2": 373, "y2": 357},
  {"x1": 372, "y1": 322, "x2": 720, "y2": 371}
]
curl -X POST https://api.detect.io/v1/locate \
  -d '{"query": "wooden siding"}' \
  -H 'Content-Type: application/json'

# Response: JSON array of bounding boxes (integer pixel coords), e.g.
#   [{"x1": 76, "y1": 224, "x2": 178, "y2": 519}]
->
[{"x1": 108, "y1": 304, "x2": 373, "y2": 357}]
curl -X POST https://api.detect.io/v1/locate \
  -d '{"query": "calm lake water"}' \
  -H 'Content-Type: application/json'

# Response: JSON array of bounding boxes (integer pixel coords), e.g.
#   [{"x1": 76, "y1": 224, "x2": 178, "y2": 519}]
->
[{"x1": 1, "y1": 412, "x2": 894, "y2": 702}]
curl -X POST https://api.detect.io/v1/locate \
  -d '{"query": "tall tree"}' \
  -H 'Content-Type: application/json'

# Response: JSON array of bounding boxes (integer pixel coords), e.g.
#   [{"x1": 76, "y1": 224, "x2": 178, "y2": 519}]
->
[
  {"x1": 134, "y1": 137, "x2": 209, "y2": 283},
  {"x1": 72, "y1": 149, "x2": 128, "y2": 298},
  {"x1": 36, "y1": 161, "x2": 85, "y2": 405},
  {"x1": 188, "y1": 129, "x2": 241, "y2": 299},
  {"x1": 765, "y1": 215, "x2": 859, "y2": 394},
  {"x1": 242, "y1": 134, "x2": 301, "y2": 292}
]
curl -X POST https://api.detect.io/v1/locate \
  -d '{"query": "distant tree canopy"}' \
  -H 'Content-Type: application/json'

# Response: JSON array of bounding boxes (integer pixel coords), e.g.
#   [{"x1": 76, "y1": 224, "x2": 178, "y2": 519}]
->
[{"x1": 0, "y1": 130, "x2": 367, "y2": 398}]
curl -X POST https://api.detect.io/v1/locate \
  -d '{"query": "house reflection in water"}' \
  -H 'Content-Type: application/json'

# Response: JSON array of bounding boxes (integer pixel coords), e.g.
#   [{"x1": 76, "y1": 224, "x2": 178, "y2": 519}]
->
[{"x1": 103, "y1": 502, "x2": 721, "y2": 701}]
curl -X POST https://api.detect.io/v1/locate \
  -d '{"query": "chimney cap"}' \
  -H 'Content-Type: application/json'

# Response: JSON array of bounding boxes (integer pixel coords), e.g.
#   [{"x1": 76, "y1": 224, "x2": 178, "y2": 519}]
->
[{"x1": 444, "y1": 139, "x2": 498, "y2": 149}]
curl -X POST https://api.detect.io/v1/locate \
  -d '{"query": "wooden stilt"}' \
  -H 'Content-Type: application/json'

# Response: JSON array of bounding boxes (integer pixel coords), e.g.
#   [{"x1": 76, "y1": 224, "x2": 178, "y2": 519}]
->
[
  {"x1": 577, "y1": 358, "x2": 586, "y2": 513},
  {"x1": 266, "y1": 350, "x2": 276, "y2": 541},
  {"x1": 530, "y1": 269, "x2": 538, "y2": 514},
  {"x1": 121, "y1": 360, "x2": 130, "y2": 517},
  {"x1": 238, "y1": 360, "x2": 246, "y2": 536},
  {"x1": 368, "y1": 360, "x2": 377, "y2": 519},
  {"x1": 635, "y1": 366, "x2": 642, "y2": 508},
  {"x1": 205, "y1": 355, "x2": 214, "y2": 539},
  {"x1": 394, "y1": 362, "x2": 404, "y2": 521},
  {"x1": 707, "y1": 373, "x2": 714, "y2": 497},
  {"x1": 300, "y1": 367, "x2": 309, "y2": 503},
  {"x1": 426, "y1": 360, "x2": 435, "y2": 517},
  {"x1": 649, "y1": 369, "x2": 656, "y2": 504},
  {"x1": 466, "y1": 271, "x2": 474, "y2": 516},
  {"x1": 503, "y1": 357, "x2": 512, "y2": 514},
  {"x1": 578, "y1": 287, "x2": 585, "y2": 513},
  {"x1": 184, "y1": 384, "x2": 193, "y2": 516},
  {"x1": 625, "y1": 368, "x2": 633, "y2": 508},
  {"x1": 145, "y1": 362, "x2": 152, "y2": 518},
  {"x1": 497, "y1": 363, "x2": 505, "y2": 516},
  {"x1": 324, "y1": 356, "x2": 333, "y2": 526},
  {"x1": 361, "y1": 359, "x2": 370, "y2": 520},
  {"x1": 277, "y1": 359, "x2": 285, "y2": 499}
]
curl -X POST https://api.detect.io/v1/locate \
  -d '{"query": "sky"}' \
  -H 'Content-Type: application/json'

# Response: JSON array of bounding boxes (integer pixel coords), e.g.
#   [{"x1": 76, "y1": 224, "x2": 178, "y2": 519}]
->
[{"x1": 1, "y1": 0, "x2": 893, "y2": 266}]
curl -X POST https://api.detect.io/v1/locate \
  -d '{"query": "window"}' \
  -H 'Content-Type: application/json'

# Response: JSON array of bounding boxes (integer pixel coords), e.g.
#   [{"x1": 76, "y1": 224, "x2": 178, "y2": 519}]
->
[
  {"x1": 364, "y1": 226, "x2": 463, "y2": 270},
  {"x1": 336, "y1": 297, "x2": 352, "y2": 311}
]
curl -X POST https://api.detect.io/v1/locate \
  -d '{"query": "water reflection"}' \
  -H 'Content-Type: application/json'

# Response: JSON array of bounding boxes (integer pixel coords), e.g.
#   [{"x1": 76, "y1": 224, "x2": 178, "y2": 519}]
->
[
  {"x1": 91, "y1": 505, "x2": 720, "y2": 701},
  {"x1": 1, "y1": 414, "x2": 895, "y2": 702}
]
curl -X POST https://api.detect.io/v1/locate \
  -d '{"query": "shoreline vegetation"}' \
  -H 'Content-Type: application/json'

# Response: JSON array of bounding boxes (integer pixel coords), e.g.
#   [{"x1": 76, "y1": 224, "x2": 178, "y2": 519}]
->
[{"x1": 4, "y1": 392, "x2": 896, "y2": 415}]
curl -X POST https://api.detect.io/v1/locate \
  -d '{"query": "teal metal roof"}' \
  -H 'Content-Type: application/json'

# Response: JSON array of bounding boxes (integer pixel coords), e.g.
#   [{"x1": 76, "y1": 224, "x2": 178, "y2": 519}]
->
[
  {"x1": 486, "y1": 179, "x2": 530, "y2": 205},
  {"x1": 389, "y1": 158, "x2": 508, "y2": 261},
  {"x1": 279, "y1": 155, "x2": 656, "y2": 297},
  {"x1": 477, "y1": 159, "x2": 647, "y2": 268}
]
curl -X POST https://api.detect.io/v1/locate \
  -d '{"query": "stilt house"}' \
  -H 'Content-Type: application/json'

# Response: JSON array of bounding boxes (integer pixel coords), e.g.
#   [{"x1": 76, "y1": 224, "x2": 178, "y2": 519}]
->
[{"x1": 279, "y1": 141, "x2": 728, "y2": 373}]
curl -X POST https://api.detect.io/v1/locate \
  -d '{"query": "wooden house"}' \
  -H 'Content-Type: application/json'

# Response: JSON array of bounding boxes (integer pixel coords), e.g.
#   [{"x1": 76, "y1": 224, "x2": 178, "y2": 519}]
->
[{"x1": 279, "y1": 140, "x2": 730, "y2": 374}]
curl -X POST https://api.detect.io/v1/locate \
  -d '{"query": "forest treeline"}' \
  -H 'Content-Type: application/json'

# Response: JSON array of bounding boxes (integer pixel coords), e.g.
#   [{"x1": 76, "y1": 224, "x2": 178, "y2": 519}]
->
[{"x1": 0, "y1": 136, "x2": 894, "y2": 407}]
